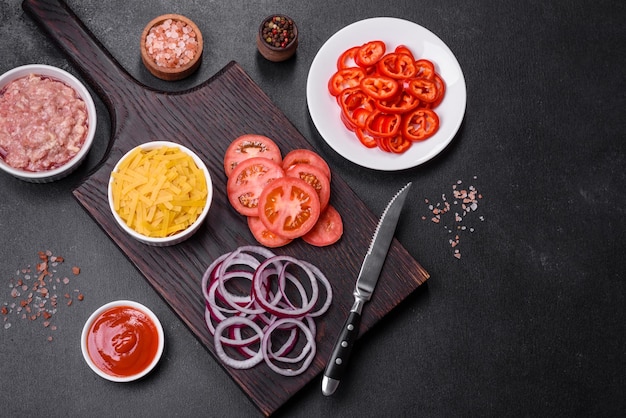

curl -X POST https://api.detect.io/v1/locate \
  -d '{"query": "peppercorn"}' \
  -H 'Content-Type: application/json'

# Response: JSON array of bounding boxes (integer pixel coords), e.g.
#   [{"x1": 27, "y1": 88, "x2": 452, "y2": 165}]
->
[{"x1": 261, "y1": 15, "x2": 295, "y2": 49}]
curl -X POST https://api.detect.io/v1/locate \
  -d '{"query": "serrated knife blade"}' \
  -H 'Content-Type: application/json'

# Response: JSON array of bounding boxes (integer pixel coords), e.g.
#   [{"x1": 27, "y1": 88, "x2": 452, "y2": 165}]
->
[{"x1": 322, "y1": 182, "x2": 412, "y2": 396}]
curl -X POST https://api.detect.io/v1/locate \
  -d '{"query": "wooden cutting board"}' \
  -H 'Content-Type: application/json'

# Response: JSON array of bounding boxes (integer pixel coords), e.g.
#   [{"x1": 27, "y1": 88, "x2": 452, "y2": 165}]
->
[{"x1": 24, "y1": 0, "x2": 429, "y2": 415}]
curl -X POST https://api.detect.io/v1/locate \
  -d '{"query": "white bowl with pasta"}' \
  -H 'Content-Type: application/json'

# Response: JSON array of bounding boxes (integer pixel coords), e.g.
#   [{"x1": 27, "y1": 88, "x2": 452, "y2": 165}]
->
[{"x1": 107, "y1": 141, "x2": 213, "y2": 246}]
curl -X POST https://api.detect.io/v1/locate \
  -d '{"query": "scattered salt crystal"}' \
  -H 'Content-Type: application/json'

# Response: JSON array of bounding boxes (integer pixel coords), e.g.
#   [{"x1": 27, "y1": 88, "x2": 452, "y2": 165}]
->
[
  {"x1": 421, "y1": 178, "x2": 484, "y2": 259},
  {"x1": 2, "y1": 251, "x2": 84, "y2": 341}
]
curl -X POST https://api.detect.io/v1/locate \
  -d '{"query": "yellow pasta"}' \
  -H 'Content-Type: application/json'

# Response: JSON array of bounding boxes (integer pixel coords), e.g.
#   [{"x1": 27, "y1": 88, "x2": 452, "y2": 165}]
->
[{"x1": 111, "y1": 145, "x2": 207, "y2": 238}]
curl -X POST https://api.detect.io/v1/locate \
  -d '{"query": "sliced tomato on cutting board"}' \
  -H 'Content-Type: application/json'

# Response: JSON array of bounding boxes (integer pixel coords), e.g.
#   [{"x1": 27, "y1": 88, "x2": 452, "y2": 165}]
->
[
  {"x1": 285, "y1": 163, "x2": 331, "y2": 211},
  {"x1": 282, "y1": 149, "x2": 331, "y2": 182},
  {"x1": 302, "y1": 204, "x2": 343, "y2": 247},
  {"x1": 258, "y1": 177, "x2": 321, "y2": 240},
  {"x1": 227, "y1": 157, "x2": 285, "y2": 217},
  {"x1": 247, "y1": 216, "x2": 292, "y2": 248},
  {"x1": 223, "y1": 134, "x2": 283, "y2": 177}
]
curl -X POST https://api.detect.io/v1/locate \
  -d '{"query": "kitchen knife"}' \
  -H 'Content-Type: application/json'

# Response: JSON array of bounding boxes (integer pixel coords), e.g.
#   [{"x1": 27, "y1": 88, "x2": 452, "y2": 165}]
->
[{"x1": 322, "y1": 182, "x2": 412, "y2": 396}]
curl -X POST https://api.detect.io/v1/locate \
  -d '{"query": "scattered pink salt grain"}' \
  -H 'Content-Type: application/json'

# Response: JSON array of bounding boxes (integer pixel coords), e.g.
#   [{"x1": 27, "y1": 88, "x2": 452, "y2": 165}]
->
[
  {"x1": 422, "y1": 176, "x2": 484, "y2": 259},
  {"x1": 1, "y1": 251, "x2": 84, "y2": 341}
]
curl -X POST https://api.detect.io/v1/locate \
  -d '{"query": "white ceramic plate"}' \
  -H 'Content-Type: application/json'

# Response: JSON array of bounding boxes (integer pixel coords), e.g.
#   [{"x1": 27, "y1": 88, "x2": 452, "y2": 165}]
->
[{"x1": 307, "y1": 17, "x2": 466, "y2": 171}]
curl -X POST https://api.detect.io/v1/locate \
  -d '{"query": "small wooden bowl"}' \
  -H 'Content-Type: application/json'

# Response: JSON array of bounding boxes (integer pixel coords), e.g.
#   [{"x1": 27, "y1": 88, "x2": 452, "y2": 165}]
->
[
  {"x1": 256, "y1": 15, "x2": 298, "y2": 62},
  {"x1": 140, "y1": 14, "x2": 203, "y2": 81}
]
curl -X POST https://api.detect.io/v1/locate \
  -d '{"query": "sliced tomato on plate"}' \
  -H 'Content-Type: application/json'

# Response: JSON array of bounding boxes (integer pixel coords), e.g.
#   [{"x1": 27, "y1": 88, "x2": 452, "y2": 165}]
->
[
  {"x1": 223, "y1": 134, "x2": 283, "y2": 177},
  {"x1": 282, "y1": 149, "x2": 331, "y2": 182},
  {"x1": 302, "y1": 204, "x2": 343, "y2": 247},
  {"x1": 227, "y1": 157, "x2": 285, "y2": 217},
  {"x1": 247, "y1": 216, "x2": 292, "y2": 248},
  {"x1": 286, "y1": 163, "x2": 331, "y2": 211},
  {"x1": 257, "y1": 177, "x2": 321, "y2": 240}
]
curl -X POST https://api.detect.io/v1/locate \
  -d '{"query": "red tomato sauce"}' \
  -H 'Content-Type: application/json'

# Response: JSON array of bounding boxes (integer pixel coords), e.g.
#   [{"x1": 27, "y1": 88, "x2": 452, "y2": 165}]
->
[{"x1": 86, "y1": 305, "x2": 159, "y2": 378}]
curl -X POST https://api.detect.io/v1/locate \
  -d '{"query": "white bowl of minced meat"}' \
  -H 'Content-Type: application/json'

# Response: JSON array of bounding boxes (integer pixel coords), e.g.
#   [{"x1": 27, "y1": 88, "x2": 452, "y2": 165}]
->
[{"x1": 0, "y1": 64, "x2": 96, "y2": 183}]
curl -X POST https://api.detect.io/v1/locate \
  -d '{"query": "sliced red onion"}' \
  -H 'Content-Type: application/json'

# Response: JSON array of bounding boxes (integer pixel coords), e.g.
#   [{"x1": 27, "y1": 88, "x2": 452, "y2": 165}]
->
[
  {"x1": 253, "y1": 256, "x2": 318, "y2": 318},
  {"x1": 201, "y1": 252, "x2": 230, "y2": 304},
  {"x1": 214, "y1": 316, "x2": 264, "y2": 369},
  {"x1": 267, "y1": 316, "x2": 315, "y2": 364},
  {"x1": 300, "y1": 260, "x2": 333, "y2": 317},
  {"x1": 201, "y1": 246, "x2": 332, "y2": 376},
  {"x1": 262, "y1": 317, "x2": 316, "y2": 376}
]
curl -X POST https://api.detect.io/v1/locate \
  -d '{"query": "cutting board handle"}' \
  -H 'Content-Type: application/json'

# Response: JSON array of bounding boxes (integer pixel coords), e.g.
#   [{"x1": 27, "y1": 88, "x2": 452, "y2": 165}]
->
[{"x1": 22, "y1": 0, "x2": 141, "y2": 114}]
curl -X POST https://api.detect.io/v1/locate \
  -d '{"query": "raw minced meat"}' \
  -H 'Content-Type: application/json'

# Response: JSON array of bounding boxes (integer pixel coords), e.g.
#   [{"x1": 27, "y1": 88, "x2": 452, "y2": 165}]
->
[{"x1": 0, "y1": 74, "x2": 88, "y2": 172}]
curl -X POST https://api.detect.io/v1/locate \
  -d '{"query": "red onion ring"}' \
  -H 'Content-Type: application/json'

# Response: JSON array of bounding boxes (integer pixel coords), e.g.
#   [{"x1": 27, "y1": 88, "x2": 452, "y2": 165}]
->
[
  {"x1": 253, "y1": 256, "x2": 318, "y2": 318},
  {"x1": 262, "y1": 317, "x2": 316, "y2": 376},
  {"x1": 214, "y1": 316, "x2": 264, "y2": 369},
  {"x1": 201, "y1": 246, "x2": 333, "y2": 376}
]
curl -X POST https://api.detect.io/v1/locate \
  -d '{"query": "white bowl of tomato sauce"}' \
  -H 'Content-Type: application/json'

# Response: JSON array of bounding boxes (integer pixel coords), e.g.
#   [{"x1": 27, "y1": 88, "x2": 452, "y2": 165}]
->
[
  {"x1": 81, "y1": 300, "x2": 165, "y2": 382},
  {"x1": 0, "y1": 64, "x2": 97, "y2": 183},
  {"x1": 108, "y1": 141, "x2": 213, "y2": 246}
]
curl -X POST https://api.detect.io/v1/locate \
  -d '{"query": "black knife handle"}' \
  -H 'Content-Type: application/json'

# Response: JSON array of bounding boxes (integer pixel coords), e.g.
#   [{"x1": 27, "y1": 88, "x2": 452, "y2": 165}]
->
[{"x1": 322, "y1": 309, "x2": 362, "y2": 394}]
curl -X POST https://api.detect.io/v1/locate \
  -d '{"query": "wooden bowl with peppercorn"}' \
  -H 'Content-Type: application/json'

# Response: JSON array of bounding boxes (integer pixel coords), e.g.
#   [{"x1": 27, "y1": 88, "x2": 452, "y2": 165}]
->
[
  {"x1": 140, "y1": 14, "x2": 203, "y2": 81},
  {"x1": 257, "y1": 15, "x2": 298, "y2": 62}
]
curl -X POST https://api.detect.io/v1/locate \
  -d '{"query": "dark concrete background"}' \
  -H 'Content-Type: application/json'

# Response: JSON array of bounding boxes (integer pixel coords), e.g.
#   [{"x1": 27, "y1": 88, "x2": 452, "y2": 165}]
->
[{"x1": 1, "y1": 0, "x2": 624, "y2": 416}]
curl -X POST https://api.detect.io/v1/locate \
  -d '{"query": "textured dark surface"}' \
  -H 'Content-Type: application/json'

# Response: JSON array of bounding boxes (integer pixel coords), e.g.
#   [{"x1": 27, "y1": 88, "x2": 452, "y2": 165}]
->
[
  {"x1": 1, "y1": 0, "x2": 624, "y2": 417},
  {"x1": 19, "y1": 2, "x2": 428, "y2": 415}
]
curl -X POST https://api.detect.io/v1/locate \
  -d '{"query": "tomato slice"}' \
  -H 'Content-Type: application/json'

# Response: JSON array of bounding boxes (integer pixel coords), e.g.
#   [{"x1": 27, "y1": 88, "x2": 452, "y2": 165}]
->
[
  {"x1": 355, "y1": 40, "x2": 386, "y2": 68},
  {"x1": 407, "y1": 77, "x2": 438, "y2": 103},
  {"x1": 282, "y1": 149, "x2": 331, "y2": 182},
  {"x1": 360, "y1": 76, "x2": 400, "y2": 101},
  {"x1": 258, "y1": 177, "x2": 321, "y2": 240},
  {"x1": 285, "y1": 163, "x2": 331, "y2": 211},
  {"x1": 336, "y1": 46, "x2": 360, "y2": 70},
  {"x1": 247, "y1": 216, "x2": 292, "y2": 248},
  {"x1": 223, "y1": 134, "x2": 283, "y2": 177},
  {"x1": 302, "y1": 205, "x2": 343, "y2": 247},
  {"x1": 328, "y1": 67, "x2": 366, "y2": 96},
  {"x1": 402, "y1": 108, "x2": 440, "y2": 141},
  {"x1": 227, "y1": 157, "x2": 285, "y2": 216}
]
